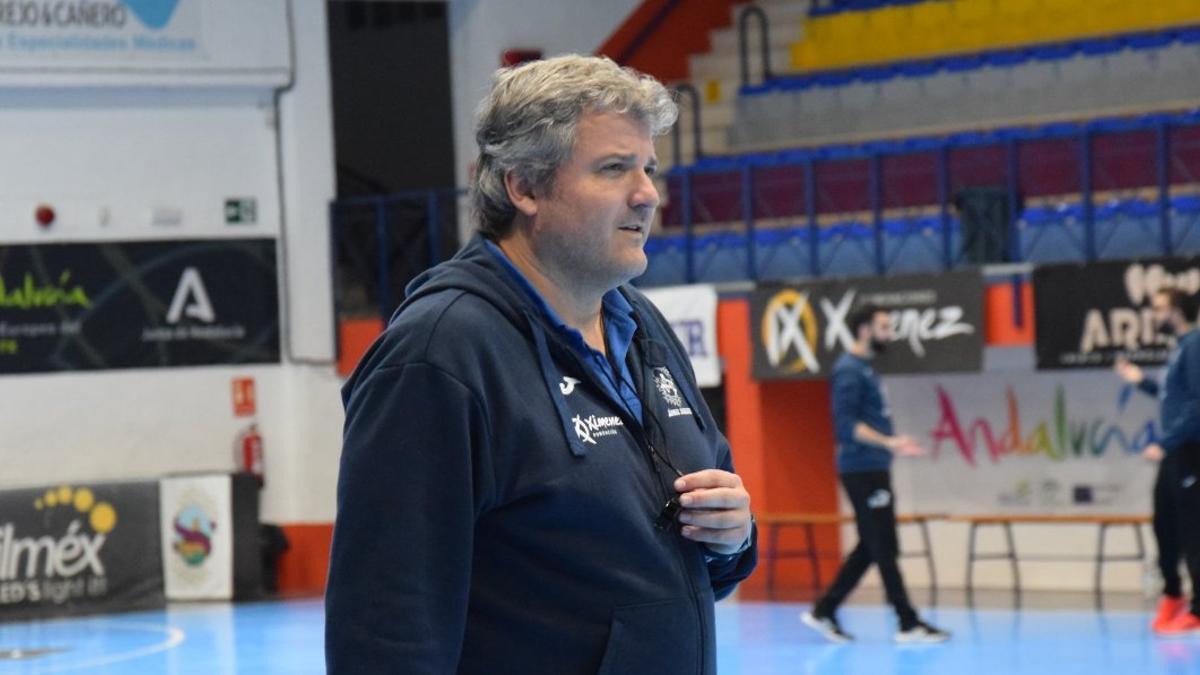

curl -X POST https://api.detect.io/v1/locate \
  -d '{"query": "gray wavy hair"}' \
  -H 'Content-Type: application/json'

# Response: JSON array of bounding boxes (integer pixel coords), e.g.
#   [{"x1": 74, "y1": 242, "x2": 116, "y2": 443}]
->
[{"x1": 471, "y1": 54, "x2": 678, "y2": 238}]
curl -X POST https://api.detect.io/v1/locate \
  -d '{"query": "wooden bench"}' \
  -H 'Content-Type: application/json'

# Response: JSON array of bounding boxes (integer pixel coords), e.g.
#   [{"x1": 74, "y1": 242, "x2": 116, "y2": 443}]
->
[
  {"x1": 948, "y1": 514, "x2": 1151, "y2": 609},
  {"x1": 758, "y1": 512, "x2": 945, "y2": 603}
]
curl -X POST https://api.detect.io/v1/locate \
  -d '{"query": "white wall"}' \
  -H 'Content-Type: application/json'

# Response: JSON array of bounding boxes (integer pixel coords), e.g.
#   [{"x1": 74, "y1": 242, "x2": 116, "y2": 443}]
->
[
  {"x1": 0, "y1": 0, "x2": 342, "y2": 524},
  {"x1": 273, "y1": 0, "x2": 343, "y2": 523},
  {"x1": 448, "y1": 0, "x2": 641, "y2": 240}
]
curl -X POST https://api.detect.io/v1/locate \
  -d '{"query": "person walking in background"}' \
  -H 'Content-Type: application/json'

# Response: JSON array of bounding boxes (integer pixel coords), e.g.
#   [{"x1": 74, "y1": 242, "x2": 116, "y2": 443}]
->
[{"x1": 802, "y1": 304, "x2": 950, "y2": 645}]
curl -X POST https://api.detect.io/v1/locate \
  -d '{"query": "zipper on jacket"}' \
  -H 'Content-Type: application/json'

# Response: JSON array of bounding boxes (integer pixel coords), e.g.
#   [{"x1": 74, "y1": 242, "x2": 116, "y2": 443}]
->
[
  {"x1": 635, "y1": 341, "x2": 706, "y2": 675},
  {"x1": 553, "y1": 327, "x2": 710, "y2": 675}
]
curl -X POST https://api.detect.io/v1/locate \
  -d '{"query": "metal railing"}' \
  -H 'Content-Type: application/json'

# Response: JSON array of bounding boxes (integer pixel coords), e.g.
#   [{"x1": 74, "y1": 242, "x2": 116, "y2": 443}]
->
[
  {"x1": 670, "y1": 83, "x2": 704, "y2": 167},
  {"x1": 330, "y1": 188, "x2": 465, "y2": 322},
  {"x1": 738, "y1": 5, "x2": 774, "y2": 89},
  {"x1": 652, "y1": 114, "x2": 1200, "y2": 286}
]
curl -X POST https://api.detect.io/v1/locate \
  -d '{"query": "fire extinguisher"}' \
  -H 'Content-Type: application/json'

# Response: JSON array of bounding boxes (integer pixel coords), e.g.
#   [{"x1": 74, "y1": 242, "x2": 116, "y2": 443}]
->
[{"x1": 236, "y1": 423, "x2": 265, "y2": 487}]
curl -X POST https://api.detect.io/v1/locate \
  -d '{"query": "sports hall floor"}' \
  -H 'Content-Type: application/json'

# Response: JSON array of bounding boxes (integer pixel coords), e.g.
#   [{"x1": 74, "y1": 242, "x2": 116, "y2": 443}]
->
[{"x1": 1, "y1": 590, "x2": 1197, "y2": 673}]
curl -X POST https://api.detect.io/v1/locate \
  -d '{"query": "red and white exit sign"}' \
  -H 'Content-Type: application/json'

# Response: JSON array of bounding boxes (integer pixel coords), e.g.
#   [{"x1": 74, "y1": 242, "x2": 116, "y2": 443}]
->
[{"x1": 232, "y1": 377, "x2": 256, "y2": 417}]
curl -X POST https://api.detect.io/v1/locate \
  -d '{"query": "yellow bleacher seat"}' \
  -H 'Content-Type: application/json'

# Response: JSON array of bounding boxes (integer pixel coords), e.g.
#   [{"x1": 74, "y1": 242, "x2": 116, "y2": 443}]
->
[{"x1": 792, "y1": 0, "x2": 1200, "y2": 73}]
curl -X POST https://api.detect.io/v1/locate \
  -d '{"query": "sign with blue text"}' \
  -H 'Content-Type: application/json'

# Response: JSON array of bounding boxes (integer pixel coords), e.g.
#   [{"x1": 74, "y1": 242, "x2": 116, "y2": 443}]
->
[{"x1": 642, "y1": 284, "x2": 721, "y2": 387}]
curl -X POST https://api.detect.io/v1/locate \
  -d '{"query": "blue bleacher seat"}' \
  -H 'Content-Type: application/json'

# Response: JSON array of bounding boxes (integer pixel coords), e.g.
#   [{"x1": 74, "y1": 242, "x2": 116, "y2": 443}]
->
[
  {"x1": 896, "y1": 62, "x2": 939, "y2": 78},
  {"x1": 944, "y1": 55, "x2": 985, "y2": 72},
  {"x1": 1098, "y1": 199, "x2": 1163, "y2": 260},
  {"x1": 983, "y1": 50, "x2": 1031, "y2": 68},
  {"x1": 859, "y1": 66, "x2": 899, "y2": 83},
  {"x1": 883, "y1": 216, "x2": 949, "y2": 274},
  {"x1": 1178, "y1": 28, "x2": 1200, "y2": 45},
  {"x1": 1079, "y1": 38, "x2": 1125, "y2": 56},
  {"x1": 1021, "y1": 206, "x2": 1082, "y2": 263},
  {"x1": 819, "y1": 222, "x2": 877, "y2": 277},
  {"x1": 756, "y1": 226, "x2": 815, "y2": 280},
  {"x1": 1031, "y1": 44, "x2": 1077, "y2": 62},
  {"x1": 1171, "y1": 194, "x2": 1200, "y2": 254},
  {"x1": 1128, "y1": 33, "x2": 1173, "y2": 51}
]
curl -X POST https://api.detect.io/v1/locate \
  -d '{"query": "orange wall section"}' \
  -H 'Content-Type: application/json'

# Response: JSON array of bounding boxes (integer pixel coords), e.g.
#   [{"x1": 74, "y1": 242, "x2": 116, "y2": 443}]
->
[
  {"x1": 597, "y1": 0, "x2": 740, "y2": 82},
  {"x1": 337, "y1": 316, "x2": 384, "y2": 376},
  {"x1": 985, "y1": 279, "x2": 1035, "y2": 346},
  {"x1": 718, "y1": 298, "x2": 841, "y2": 597},
  {"x1": 276, "y1": 523, "x2": 333, "y2": 595}
]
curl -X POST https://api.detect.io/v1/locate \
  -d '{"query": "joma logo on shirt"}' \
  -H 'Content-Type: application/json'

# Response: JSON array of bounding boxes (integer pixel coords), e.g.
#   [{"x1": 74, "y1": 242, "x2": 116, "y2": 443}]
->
[{"x1": 571, "y1": 414, "x2": 623, "y2": 445}]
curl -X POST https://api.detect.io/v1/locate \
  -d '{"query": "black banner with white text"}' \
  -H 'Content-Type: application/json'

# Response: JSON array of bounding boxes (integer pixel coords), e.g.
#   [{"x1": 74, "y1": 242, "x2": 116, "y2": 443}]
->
[
  {"x1": 750, "y1": 270, "x2": 985, "y2": 380},
  {"x1": 0, "y1": 481, "x2": 164, "y2": 621},
  {"x1": 0, "y1": 238, "x2": 279, "y2": 373},
  {"x1": 1033, "y1": 257, "x2": 1200, "y2": 370}
]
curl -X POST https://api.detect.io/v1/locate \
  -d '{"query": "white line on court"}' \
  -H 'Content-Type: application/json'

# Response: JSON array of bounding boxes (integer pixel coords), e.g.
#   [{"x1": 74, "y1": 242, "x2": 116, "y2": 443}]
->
[{"x1": 31, "y1": 620, "x2": 186, "y2": 673}]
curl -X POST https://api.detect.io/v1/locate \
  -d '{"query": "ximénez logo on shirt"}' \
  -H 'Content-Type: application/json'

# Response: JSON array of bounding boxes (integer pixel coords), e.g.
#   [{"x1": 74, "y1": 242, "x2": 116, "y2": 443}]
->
[{"x1": 572, "y1": 414, "x2": 623, "y2": 445}]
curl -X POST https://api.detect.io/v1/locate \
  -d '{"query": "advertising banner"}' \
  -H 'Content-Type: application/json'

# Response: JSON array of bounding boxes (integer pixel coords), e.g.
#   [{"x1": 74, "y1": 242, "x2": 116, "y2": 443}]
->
[
  {"x1": 0, "y1": 0, "x2": 292, "y2": 87},
  {"x1": 886, "y1": 371, "x2": 1159, "y2": 515},
  {"x1": 751, "y1": 270, "x2": 984, "y2": 380},
  {"x1": 1033, "y1": 257, "x2": 1200, "y2": 370},
  {"x1": 0, "y1": 481, "x2": 164, "y2": 620},
  {"x1": 0, "y1": 238, "x2": 280, "y2": 373}
]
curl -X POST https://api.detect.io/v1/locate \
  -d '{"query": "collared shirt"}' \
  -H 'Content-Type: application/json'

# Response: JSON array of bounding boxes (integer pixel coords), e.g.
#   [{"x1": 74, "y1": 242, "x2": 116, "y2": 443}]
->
[{"x1": 485, "y1": 240, "x2": 643, "y2": 424}]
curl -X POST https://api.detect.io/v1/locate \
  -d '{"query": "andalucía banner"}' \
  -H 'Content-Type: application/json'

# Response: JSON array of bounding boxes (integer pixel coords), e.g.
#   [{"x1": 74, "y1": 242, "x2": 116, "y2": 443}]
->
[{"x1": 886, "y1": 371, "x2": 1158, "y2": 515}]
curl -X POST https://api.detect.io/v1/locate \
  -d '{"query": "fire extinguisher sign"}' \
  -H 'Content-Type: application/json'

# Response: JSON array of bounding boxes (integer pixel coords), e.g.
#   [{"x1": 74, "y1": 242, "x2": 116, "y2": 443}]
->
[{"x1": 232, "y1": 377, "x2": 256, "y2": 417}]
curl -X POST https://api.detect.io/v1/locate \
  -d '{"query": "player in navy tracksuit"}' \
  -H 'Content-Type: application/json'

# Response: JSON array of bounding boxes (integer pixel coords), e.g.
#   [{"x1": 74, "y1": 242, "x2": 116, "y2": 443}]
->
[
  {"x1": 1114, "y1": 287, "x2": 1200, "y2": 635},
  {"x1": 325, "y1": 55, "x2": 756, "y2": 674},
  {"x1": 802, "y1": 305, "x2": 949, "y2": 644}
]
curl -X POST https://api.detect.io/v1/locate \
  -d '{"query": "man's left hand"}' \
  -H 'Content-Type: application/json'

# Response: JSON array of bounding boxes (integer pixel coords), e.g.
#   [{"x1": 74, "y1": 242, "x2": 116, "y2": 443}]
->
[{"x1": 674, "y1": 470, "x2": 752, "y2": 556}]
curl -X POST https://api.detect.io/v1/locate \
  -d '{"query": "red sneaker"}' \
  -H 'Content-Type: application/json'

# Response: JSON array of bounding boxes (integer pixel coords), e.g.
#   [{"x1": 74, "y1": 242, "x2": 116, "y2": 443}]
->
[
  {"x1": 1156, "y1": 610, "x2": 1200, "y2": 637},
  {"x1": 1153, "y1": 596, "x2": 1187, "y2": 632}
]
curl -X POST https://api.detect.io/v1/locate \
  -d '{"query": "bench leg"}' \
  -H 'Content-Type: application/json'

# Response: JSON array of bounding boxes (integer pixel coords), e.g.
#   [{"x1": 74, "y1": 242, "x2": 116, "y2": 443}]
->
[
  {"x1": 966, "y1": 523, "x2": 978, "y2": 608},
  {"x1": 1133, "y1": 521, "x2": 1146, "y2": 563},
  {"x1": 1003, "y1": 522, "x2": 1021, "y2": 610},
  {"x1": 1094, "y1": 523, "x2": 1108, "y2": 611},
  {"x1": 766, "y1": 523, "x2": 780, "y2": 599},
  {"x1": 805, "y1": 522, "x2": 821, "y2": 598},
  {"x1": 918, "y1": 518, "x2": 938, "y2": 607}
]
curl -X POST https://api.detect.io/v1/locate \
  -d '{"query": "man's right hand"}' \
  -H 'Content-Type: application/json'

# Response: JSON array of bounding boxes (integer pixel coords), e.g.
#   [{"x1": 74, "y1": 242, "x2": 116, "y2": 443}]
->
[
  {"x1": 1114, "y1": 356, "x2": 1144, "y2": 385},
  {"x1": 1142, "y1": 443, "x2": 1165, "y2": 462},
  {"x1": 889, "y1": 434, "x2": 928, "y2": 457}
]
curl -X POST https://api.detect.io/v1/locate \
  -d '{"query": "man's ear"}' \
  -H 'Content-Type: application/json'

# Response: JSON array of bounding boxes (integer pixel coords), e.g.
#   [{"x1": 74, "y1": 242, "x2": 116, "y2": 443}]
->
[{"x1": 504, "y1": 170, "x2": 538, "y2": 218}]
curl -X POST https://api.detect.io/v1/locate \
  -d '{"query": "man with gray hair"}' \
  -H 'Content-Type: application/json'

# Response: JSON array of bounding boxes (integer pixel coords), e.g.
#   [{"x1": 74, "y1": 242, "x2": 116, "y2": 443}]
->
[{"x1": 326, "y1": 54, "x2": 756, "y2": 674}]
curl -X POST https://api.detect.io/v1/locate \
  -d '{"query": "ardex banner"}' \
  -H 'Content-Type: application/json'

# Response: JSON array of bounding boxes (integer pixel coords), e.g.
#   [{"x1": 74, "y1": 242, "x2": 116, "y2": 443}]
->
[
  {"x1": 0, "y1": 238, "x2": 280, "y2": 373},
  {"x1": 885, "y1": 371, "x2": 1159, "y2": 515},
  {"x1": 641, "y1": 284, "x2": 721, "y2": 387},
  {"x1": 160, "y1": 475, "x2": 233, "y2": 600},
  {"x1": 750, "y1": 270, "x2": 984, "y2": 380},
  {"x1": 0, "y1": 481, "x2": 164, "y2": 620},
  {"x1": 1034, "y1": 257, "x2": 1200, "y2": 370}
]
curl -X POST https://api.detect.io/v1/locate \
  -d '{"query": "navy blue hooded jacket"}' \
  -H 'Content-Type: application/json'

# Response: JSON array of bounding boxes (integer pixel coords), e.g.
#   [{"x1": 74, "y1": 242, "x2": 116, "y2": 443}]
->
[{"x1": 326, "y1": 236, "x2": 757, "y2": 674}]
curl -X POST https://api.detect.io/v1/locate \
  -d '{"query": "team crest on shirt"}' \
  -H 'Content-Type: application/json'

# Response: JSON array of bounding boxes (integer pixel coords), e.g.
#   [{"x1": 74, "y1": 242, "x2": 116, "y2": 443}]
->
[{"x1": 653, "y1": 367, "x2": 693, "y2": 418}]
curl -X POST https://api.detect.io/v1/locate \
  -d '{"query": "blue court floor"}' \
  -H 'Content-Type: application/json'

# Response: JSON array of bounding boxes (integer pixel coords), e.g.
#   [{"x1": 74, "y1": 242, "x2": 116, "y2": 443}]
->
[{"x1": 1, "y1": 598, "x2": 1198, "y2": 673}]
